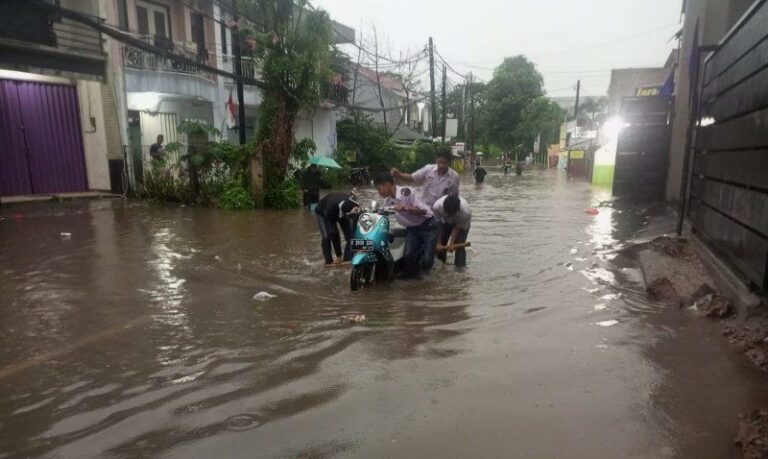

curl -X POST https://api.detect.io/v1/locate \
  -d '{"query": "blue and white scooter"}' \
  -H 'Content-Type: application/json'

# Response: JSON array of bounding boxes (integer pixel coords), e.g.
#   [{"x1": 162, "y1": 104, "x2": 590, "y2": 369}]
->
[{"x1": 349, "y1": 202, "x2": 406, "y2": 291}]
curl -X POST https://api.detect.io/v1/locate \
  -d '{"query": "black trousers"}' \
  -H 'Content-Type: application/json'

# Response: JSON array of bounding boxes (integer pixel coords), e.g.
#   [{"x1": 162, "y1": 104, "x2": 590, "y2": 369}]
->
[
  {"x1": 437, "y1": 223, "x2": 470, "y2": 267},
  {"x1": 316, "y1": 214, "x2": 354, "y2": 264}
]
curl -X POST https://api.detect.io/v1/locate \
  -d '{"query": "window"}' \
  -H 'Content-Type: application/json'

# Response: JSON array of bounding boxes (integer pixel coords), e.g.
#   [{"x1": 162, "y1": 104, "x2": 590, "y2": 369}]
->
[
  {"x1": 190, "y1": 12, "x2": 206, "y2": 59},
  {"x1": 220, "y1": 21, "x2": 228, "y2": 56},
  {"x1": 116, "y1": 0, "x2": 129, "y2": 30},
  {"x1": 135, "y1": 1, "x2": 171, "y2": 43}
]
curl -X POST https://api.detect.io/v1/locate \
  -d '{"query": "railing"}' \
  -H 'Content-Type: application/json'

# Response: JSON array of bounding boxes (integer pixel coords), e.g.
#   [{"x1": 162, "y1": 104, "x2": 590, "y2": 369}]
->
[
  {"x1": 121, "y1": 36, "x2": 215, "y2": 82},
  {"x1": 222, "y1": 55, "x2": 261, "y2": 82}
]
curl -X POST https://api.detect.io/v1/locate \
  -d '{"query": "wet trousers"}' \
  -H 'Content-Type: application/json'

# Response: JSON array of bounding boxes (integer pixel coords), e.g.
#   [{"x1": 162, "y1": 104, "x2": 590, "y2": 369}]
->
[
  {"x1": 316, "y1": 214, "x2": 353, "y2": 264},
  {"x1": 403, "y1": 218, "x2": 438, "y2": 278},
  {"x1": 436, "y1": 224, "x2": 470, "y2": 267}
]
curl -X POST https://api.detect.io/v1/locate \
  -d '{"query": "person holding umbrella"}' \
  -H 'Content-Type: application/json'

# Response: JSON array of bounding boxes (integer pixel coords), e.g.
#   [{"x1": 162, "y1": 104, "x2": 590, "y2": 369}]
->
[{"x1": 302, "y1": 156, "x2": 344, "y2": 211}]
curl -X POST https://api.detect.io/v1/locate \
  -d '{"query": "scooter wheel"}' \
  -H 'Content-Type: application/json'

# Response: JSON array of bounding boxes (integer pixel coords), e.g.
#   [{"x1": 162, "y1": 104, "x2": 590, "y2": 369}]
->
[{"x1": 350, "y1": 266, "x2": 364, "y2": 291}]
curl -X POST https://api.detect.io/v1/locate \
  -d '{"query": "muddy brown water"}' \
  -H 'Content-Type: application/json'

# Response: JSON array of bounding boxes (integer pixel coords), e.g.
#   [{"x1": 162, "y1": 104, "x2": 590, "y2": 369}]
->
[{"x1": 1, "y1": 169, "x2": 767, "y2": 458}]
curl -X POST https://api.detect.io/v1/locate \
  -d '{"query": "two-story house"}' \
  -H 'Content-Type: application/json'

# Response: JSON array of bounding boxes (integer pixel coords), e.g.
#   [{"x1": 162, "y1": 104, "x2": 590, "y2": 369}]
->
[
  {"x1": 0, "y1": 0, "x2": 119, "y2": 197},
  {"x1": 0, "y1": 0, "x2": 354, "y2": 197}
]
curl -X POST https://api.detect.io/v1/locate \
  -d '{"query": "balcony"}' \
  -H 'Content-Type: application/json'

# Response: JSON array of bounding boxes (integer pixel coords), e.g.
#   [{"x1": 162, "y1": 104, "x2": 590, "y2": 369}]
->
[{"x1": 121, "y1": 37, "x2": 215, "y2": 83}]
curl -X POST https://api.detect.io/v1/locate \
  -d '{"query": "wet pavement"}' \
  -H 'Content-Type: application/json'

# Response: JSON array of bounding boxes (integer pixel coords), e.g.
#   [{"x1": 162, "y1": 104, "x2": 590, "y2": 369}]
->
[{"x1": 1, "y1": 169, "x2": 767, "y2": 458}]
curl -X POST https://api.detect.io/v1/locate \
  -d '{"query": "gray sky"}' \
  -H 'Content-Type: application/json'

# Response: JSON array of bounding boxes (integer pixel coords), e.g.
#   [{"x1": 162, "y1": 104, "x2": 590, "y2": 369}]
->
[{"x1": 313, "y1": 0, "x2": 682, "y2": 98}]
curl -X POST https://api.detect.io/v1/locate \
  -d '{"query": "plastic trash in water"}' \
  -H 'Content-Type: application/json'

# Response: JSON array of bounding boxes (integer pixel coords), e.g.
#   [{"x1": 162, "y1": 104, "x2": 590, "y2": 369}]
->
[
  {"x1": 586, "y1": 208, "x2": 599, "y2": 216},
  {"x1": 60, "y1": 232, "x2": 72, "y2": 238},
  {"x1": 253, "y1": 291, "x2": 276, "y2": 302}
]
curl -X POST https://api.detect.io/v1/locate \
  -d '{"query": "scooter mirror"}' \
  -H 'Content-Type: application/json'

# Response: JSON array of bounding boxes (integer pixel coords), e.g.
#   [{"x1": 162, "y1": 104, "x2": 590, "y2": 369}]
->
[{"x1": 370, "y1": 200, "x2": 379, "y2": 212}]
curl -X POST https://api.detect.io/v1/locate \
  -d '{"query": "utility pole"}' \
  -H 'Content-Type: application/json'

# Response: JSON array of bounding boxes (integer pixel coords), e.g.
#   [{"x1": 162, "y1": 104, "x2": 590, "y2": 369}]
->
[
  {"x1": 441, "y1": 64, "x2": 447, "y2": 141},
  {"x1": 232, "y1": 14, "x2": 247, "y2": 145},
  {"x1": 574, "y1": 79, "x2": 581, "y2": 121},
  {"x1": 428, "y1": 37, "x2": 437, "y2": 138},
  {"x1": 468, "y1": 72, "x2": 475, "y2": 154}
]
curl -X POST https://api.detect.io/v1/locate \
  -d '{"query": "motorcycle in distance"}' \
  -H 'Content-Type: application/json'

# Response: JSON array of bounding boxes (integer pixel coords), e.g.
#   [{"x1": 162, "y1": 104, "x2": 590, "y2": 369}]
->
[
  {"x1": 349, "y1": 201, "x2": 406, "y2": 291},
  {"x1": 349, "y1": 166, "x2": 371, "y2": 186}
]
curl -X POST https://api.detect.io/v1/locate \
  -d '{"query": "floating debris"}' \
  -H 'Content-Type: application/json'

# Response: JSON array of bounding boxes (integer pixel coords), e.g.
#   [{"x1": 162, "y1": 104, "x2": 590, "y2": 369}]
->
[
  {"x1": 253, "y1": 291, "x2": 276, "y2": 302},
  {"x1": 340, "y1": 314, "x2": 366, "y2": 325},
  {"x1": 60, "y1": 232, "x2": 72, "y2": 238}
]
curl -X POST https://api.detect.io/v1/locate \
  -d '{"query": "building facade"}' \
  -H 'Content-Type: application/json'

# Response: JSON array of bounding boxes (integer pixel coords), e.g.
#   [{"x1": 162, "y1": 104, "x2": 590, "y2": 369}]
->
[{"x1": 0, "y1": 0, "x2": 354, "y2": 197}]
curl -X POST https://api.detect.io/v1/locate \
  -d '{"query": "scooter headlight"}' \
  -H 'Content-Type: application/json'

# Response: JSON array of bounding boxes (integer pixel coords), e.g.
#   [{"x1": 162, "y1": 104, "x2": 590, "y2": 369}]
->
[{"x1": 358, "y1": 213, "x2": 374, "y2": 232}]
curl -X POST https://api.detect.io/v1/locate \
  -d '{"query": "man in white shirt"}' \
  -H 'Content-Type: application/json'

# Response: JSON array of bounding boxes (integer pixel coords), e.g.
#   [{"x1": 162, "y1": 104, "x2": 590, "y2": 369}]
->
[
  {"x1": 375, "y1": 171, "x2": 438, "y2": 278},
  {"x1": 433, "y1": 194, "x2": 472, "y2": 267},
  {"x1": 391, "y1": 149, "x2": 459, "y2": 207}
]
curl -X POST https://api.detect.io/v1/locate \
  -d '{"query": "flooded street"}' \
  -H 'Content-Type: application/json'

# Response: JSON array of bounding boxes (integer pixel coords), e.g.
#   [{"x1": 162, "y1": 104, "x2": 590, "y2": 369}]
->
[{"x1": 2, "y1": 169, "x2": 767, "y2": 458}]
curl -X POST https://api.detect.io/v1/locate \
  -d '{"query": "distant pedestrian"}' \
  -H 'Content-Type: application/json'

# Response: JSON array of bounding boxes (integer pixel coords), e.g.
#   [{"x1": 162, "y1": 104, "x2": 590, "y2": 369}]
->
[
  {"x1": 474, "y1": 160, "x2": 487, "y2": 184},
  {"x1": 302, "y1": 164, "x2": 322, "y2": 210},
  {"x1": 391, "y1": 148, "x2": 459, "y2": 207},
  {"x1": 149, "y1": 134, "x2": 165, "y2": 170}
]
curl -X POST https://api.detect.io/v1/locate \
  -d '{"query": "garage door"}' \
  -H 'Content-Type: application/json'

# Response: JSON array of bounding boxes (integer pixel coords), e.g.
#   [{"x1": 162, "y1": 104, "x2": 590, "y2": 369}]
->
[{"x1": 0, "y1": 79, "x2": 88, "y2": 196}]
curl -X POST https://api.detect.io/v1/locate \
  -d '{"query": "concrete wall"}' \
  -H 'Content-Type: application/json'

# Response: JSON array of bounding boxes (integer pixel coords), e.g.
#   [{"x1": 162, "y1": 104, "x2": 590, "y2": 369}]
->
[
  {"x1": 294, "y1": 108, "x2": 338, "y2": 158},
  {"x1": 77, "y1": 80, "x2": 111, "y2": 190},
  {"x1": 665, "y1": 0, "x2": 756, "y2": 203}
]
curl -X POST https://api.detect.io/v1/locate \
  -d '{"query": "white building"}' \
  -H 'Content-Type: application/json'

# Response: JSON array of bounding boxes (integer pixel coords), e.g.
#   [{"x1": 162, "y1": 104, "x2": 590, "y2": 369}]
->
[{"x1": 106, "y1": 0, "x2": 354, "y2": 185}]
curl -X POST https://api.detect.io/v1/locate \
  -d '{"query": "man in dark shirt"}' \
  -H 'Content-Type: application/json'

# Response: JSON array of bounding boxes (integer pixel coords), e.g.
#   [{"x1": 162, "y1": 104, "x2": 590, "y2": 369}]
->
[
  {"x1": 474, "y1": 160, "x2": 487, "y2": 183},
  {"x1": 315, "y1": 192, "x2": 360, "y2": 265},
  {"x1": 302, "y1": 164, "x2": 322, "y2": 210},
  {"x1": 149, "y1": 134, "x2": 165, "y2": 170}
]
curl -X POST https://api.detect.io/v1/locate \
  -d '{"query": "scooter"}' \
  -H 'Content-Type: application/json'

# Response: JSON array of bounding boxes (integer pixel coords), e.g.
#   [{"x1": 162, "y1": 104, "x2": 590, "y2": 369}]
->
[{"x1": 349, "y1": 202, "x2": 406, "y2": 291}]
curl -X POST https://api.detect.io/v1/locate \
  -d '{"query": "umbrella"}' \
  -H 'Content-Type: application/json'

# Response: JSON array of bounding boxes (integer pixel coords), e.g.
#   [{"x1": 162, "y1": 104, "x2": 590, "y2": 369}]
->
[{"x1": 308, "y1": 156, "x2": 342, "y2": 169}]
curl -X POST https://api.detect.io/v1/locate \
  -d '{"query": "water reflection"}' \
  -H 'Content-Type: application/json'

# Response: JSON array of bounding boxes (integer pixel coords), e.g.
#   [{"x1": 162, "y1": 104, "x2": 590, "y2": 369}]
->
[{"x1": 1, "y1": 171, "x2": 765, "y2": 458}]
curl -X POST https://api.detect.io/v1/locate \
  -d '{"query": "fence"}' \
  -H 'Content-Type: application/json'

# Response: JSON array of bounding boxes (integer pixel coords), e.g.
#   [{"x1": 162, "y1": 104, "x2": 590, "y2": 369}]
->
[
  {"x1": 689, "y1": 0, "x2": 768, "y2": 290},
  {"x1": 121, "y1": 36, "x2": 215, "y2": 82}
]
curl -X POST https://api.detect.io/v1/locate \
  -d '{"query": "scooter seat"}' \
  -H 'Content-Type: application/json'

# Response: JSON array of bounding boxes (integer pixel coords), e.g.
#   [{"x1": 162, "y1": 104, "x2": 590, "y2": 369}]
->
[{"x1": 389, "y1": 228, "x2": 407, "y2": 242}]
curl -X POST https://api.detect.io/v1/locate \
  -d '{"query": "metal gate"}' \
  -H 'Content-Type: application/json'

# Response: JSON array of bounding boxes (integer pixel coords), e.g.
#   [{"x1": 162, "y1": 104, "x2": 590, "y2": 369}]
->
[
  {"x1": 0, "y1": 79, "x2": 88, "y2": 196},
  {"x1": 613, "y1": 97, "x2": 672, "y2": 201},
  {"x1": 689, "y1": 0, "x2": 768, "y2": 290}
]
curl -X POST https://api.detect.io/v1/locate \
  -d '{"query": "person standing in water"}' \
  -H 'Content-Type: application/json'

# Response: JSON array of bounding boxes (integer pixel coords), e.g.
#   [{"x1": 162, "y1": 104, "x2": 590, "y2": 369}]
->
[
  {"x1": 391, "y1": 148, "x2": 459, "y2": 207},
  {"x1": 314, "y1": 192, "x2": 360, "y2": 265},
  {"x1": 473, "y1": 160, "x2": 487, "y2": 184}
]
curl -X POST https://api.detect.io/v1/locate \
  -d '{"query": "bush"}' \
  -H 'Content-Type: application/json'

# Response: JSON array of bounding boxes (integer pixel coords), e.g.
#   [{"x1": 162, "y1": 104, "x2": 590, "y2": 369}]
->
[
  {"x1": 321, "y1": 166, "x2": 351, "y2": 189},
  {"x1": 218, "y1": 181, "x2": 255, "y2": 210},
  {"x1": 264, "y1": 178, "x2": 302, "y2": 209},
  {"x1": 138, "y1": 168, "x2": 194, "y2": 203}
]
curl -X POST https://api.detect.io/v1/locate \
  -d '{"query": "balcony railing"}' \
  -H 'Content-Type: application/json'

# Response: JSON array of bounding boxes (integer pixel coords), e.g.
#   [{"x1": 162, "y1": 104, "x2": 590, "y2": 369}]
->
[
  {"x1": 121, "y1": 36, "x2": 215, "y2": 82},
  {"x1": 222, "y1": 55, "x2": 261, "y2": 82}
]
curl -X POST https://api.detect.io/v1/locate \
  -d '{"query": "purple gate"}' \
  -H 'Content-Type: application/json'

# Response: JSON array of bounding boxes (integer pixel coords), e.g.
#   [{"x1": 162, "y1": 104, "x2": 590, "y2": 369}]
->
[{"x1": 0, "y1": 79, "x2": 88, "y2": 196}]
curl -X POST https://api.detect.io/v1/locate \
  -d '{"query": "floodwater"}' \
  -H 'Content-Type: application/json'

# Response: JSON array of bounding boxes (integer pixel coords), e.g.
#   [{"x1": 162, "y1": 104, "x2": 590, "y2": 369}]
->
[{"x1": 1, "y1": 169, "x2": 767, "y2": 458}]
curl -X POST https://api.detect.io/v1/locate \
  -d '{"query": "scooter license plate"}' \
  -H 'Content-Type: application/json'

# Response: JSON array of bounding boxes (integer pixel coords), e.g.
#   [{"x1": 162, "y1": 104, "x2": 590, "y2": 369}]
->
[{"x1": 351, "y1": 239, "x2": 374, "y2": 252}]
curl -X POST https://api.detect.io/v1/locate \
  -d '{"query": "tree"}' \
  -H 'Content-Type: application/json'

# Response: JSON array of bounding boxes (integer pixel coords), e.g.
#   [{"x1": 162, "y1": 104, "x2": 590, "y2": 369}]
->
[
  {"x1": 514, "y1": 97, "x2": 565, "y2": 153},
  {"x1": 579, "y1": 97, "x2": 607, "y2": 124},
  {"x1": 238, "y1": 0, "x2": 335, "y2": 207},
  {"x1": 482, "y1": 56, "x2": 544, "y2": 151}
]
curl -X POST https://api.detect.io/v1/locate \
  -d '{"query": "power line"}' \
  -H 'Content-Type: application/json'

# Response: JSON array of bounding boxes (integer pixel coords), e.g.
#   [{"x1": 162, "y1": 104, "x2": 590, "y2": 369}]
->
[{"x1": 532, "y1": 23, "x2": 679, "y2": 59}]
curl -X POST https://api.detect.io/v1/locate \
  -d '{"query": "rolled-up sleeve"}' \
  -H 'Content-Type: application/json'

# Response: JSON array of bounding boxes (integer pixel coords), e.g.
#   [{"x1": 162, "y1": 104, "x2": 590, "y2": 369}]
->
[{"x1": 411, "y1": 166, "x2": 429, "y2": 185}]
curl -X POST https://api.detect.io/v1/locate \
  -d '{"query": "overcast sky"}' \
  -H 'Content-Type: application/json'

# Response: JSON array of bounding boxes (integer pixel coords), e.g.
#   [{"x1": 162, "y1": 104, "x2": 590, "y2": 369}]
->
[{"x1": 313, "y1": 0, "x2": 682, "y2": 98}]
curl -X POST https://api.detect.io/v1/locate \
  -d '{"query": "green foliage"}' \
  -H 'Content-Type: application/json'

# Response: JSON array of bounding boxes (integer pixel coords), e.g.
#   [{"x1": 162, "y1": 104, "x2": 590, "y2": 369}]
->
[
  {"x1": 337, "y1": 110, "x2": 399, "y2": 167},
  {"x1": 139, "y1": 121, "x2": 256, "y2": 207},
  {"x1": 293, "y1": 138, "x2": 317, "y2": 163},
  {"x1": 239, "y1": 0, "x2": 336, "y2": 206},
  {"x1": 138, "y1": 168, "x2": 194, "y2": 203},
  {"x1": 321, "y1": 165, "x2": 350, "y2": 189},
  {"x1": 264, "y1": 178, "x2": 302, "y2": 209},
  {"x1": 482, "y1": 56, "x2": 544, "y2": 150},
  {"x1": 218, "y1": 181, "x2": 255, "y2": 210},
  {"x1": 514, "y1": 97, "x2": 565, "y2": 153}
]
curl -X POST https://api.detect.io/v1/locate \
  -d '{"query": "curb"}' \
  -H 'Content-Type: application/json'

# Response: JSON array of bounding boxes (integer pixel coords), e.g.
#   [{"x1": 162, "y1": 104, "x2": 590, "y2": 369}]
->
[{"x1": 690, "y1": 236, "x2": 763, "y2": 318}]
